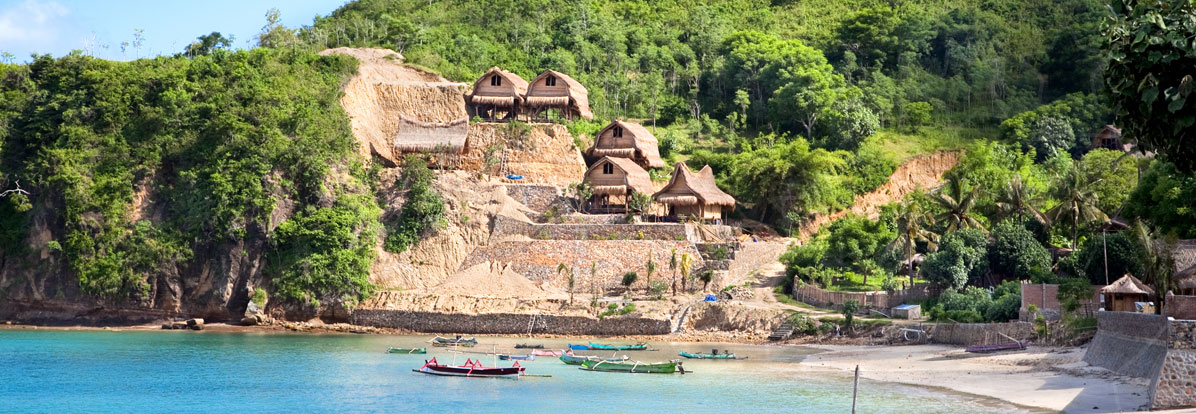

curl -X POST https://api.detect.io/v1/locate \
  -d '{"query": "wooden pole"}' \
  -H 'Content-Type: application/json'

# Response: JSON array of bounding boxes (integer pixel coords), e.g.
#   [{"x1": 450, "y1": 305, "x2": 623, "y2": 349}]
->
[{"x1": 852, "y1": 365, "x2": 860, "y2": 414}]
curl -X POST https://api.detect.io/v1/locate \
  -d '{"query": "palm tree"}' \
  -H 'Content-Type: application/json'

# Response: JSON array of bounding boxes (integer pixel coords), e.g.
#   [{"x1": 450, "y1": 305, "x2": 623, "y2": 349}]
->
[
  {"x1": 888, "y1": 200, "x2": 939, "y2": 287},
  {"x1": 1131, "y1": 220, "x2": 1176, "y2": 314},
  {"x1": 557, "y1": 263, "x2": 574, "y2": 304},
  {"x1": 1046, "y1": 169, "x2": 1108, "y2": 249},
  {"x1": 929, "y1": 177, "x2": 984, "y2": 232},
  {"x1": 645, "y1": 258, "x2": 657, "y2": 293},
  {"x1": 679, "y1": 253, "x2": 692, "y2": 293},
  {"x1": 994, "y1": 175, "x2": 1046, "y2": 224},
  {"x1": 669, "y1": 250, "x2": 678, "y2": 296}
]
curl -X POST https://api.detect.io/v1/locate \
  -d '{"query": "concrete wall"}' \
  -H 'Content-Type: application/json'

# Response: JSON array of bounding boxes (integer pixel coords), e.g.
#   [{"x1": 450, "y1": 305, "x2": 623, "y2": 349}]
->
[
  {"x1": 1019, "y1": 283, "x2": 1103, "y2": 321},
  {"x1": 1084, "y1": 312, "x2": 1170, "y2": 379},
  {"x1": 793, "y1": 281, "x2": 932, "y2": 311},
  {"x1": 351, "y1": 309, "x2": 670, "y2": 335},
  {"x1": 1164, "y1": 293, "x2": 1196, "y2": 320},
  {"x1": 930, "y1": 322, "x2": 1033, "y2": 346}
]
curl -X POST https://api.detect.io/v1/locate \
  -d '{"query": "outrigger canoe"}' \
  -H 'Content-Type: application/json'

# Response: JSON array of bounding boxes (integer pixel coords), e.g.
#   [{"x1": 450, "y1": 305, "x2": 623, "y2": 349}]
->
[
  {"x1": 498, "y1": 354, "x2": 535, "y2": 361},
  {"x1": 559, "y1": 353, "x2": 628, "y2": 365},
  {"x1": 588, "y1": 342, "x2": 649, "y2": 351},
  {"x1": 567, "y1": 344, "x2": 590, "y2": 351},
  {"x1": 679, "y1": 351, "x2": 742, "y2": 360},
  {"x1": 514, "y1": 344, "x2": 544, "y2": 349},
  {"x1": 579, "y1": 359, "x2": 682, "y2": 374},
  {"x1": 387, "y1": 347, "x2": 427, "y2": 354},
  {"x1": 531, "y1": 349, "x2": 564, "y2": 357},
  {"x1": 431, "y1": 336, "x2": 478, "y2": 347},
  {"x1": 413, "y1": 357, "x2": 524, "y2": 379}
]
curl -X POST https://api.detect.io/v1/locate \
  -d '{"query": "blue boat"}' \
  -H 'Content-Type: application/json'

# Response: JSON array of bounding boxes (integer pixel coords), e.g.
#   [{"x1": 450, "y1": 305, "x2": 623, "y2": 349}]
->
[
  {"x1": 498, "y1": 354, "x2": 535, "y2": 361},
  {"x1": 568, "y1": 344, "x2": 590, "y2": 351}
]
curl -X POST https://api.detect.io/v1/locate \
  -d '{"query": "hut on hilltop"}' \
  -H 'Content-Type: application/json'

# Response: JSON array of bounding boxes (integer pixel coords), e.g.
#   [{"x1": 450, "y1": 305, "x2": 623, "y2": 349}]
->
[
  {"x1": 467, "y1": 67, "x2": 528, "y2": 121},
  {"x1": 653, "y1": 162, "x2": 735, "y2": 221},
  {"x1": 587, "y1": 119, "x2": 665, "y2": 169},
  {"x1": 525, "y1": 70, "x2": 592, "y2": 121},
  {"x1": 393, "y1": 115, "x2": 470, "y2": 154},
  {"x1": 583, "y1": 157, "x2": 654, "y2": 212},
  {"x1": 1101, "y1": 274, "x2": 1156, "y2": 312},
  {"x1": 1091, "y1": 125, "x2": 1125, "y2": 151}
]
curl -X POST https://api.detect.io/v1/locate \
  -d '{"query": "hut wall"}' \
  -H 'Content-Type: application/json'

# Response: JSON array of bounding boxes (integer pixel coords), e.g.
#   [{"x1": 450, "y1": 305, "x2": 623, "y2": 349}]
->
[
  {"x1": 585, "y1": 170, "x2": 628, "y2": 188},
  {"x1": 473, "y1": 75, "x2": 515, "y2": 97},
  {"x1": 595, "y1": 129, "x2": 638, "y2": 149},
  {"x1": 529, "y1": 78, "x2": 570, "y2": 97},
  {"x1": 702, "y1": 206, "x2": 724, "y2": 221}
]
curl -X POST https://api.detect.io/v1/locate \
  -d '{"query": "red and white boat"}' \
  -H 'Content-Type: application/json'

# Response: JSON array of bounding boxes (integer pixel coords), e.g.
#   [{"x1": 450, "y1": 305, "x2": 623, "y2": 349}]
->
[{"x1": 413, "y1": 357, "x2": 525, "y2": 378}]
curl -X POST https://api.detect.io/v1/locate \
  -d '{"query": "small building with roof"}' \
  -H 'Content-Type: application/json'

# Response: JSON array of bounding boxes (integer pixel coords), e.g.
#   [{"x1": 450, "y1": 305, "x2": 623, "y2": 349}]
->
[
  {"x1": 1102, "y1": 274, "x2": 1156, "y2": 312},
  {"x1": 587, "y1": 119, "x2": 665, "y2": 170},
  {"x1": 467, "y1": 67, "x2": 529, "y2": 121},
  {"x1": 583, "y1": 157, "x2": 654, "y2": 212},
  {"x1": 653, "y1": 162, "x2": 735, "y2": 221},
  {"x1": 524, "y1": 70, "x2": 592, "y2": 121},
  {"x1": 1177, "y1": 265, "x2": 1196, "y2": 296},
  {"x1": 393, "y1": 115, "x2": 470, "y2": 154},
  {"x1": 1091, "y1": 125, "x2": 1124, "y2": 151}
]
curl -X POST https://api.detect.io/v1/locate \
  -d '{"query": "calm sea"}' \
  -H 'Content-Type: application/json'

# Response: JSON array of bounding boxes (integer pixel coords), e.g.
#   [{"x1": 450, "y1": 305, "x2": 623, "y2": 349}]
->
[{"x1": 0, "y1": 330, "x2": 1034, "y2": 413}]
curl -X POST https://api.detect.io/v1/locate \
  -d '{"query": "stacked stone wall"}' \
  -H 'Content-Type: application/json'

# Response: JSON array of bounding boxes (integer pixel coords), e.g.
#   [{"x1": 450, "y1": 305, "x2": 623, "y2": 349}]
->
[
  {"x1": 1165, "y1": 293, "x2": 1196, "y2": 320},
  {"x1": 351, "y1": 309, "x2": 670, "y2": 335},
  {"x1": 929, "y1": 322, "x2": 1034, "y2": 346}
]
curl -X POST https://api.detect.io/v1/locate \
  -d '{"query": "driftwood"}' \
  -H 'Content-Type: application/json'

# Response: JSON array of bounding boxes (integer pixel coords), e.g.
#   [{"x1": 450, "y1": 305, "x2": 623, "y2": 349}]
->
[{"x1": 0, "y1": 180, "x2": 29, "y2": 198}]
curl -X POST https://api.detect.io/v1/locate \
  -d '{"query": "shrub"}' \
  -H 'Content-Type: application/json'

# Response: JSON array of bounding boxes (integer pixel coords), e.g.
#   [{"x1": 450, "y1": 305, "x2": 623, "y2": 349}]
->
[
  {"x1": 621, "y1": 272, "x2": 638, "y2": 288},
  {"x1": 384, "y1": 156, "x2": 445, "y2": 253},
  {"x1": 788, "y1": 313, "x2": 819, "y2": 334},
  {"x1": 251, "y1": 288, "x2": 268, "y2": 308},
  {"x1": 988, "y1": 219, "x2": 1051, "y2": 280},
  {"x1": 271, "y1": 194, "x2": 381, "y2": 307},
  {"x1": 842, "y1": 299, "x2": 860, "y2": 328},
  {"x1": 920, "y1": 228, "x2": 989, "y2": 289}
]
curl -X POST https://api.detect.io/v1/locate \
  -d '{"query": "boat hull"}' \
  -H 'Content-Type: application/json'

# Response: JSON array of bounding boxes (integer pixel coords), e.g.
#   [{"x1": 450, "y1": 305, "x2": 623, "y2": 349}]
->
[
  {"x1": 679, "y1": 351, "x2": 738, "y2": 359},
  {"x1": 387, "y1": 348, "x2": 428, "y2": 354},
  {"x1": 531, "y1": 350, "x2": 562, "y2": 357},
  {"x1": 415, "y1": 358, "x2": 525, "y2": 378},
  {"x1": 514, "y1": 344, "x2": 544, "y2": 349},
  {"x1": 588, "y1": 342, "x2": 648, "y2": 351},
  {"x1": 559, "y1": 354, "x2": 625, "y2": 365},
  {"x1": 579, "y1": 359, "x2": 679, "y2": 373},
  {"x1": 498, "y1": 354, "x2": 535, "y2": 361}
]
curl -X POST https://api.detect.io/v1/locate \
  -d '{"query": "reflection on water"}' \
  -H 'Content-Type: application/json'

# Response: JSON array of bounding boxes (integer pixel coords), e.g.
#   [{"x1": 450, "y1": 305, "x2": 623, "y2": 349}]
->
[{"x1": 0, "y1": 330, "x2": 1035, "y2": 413}]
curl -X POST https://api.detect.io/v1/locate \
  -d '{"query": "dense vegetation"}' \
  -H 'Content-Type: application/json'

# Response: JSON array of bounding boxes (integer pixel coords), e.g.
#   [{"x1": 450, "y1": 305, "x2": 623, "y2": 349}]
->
[
  {"x1": 290, "y1": 0, "x2": 1114, "y2": 228},
  {"x1": 0, "y1": 49, "x2": 380, "y2": 305}
]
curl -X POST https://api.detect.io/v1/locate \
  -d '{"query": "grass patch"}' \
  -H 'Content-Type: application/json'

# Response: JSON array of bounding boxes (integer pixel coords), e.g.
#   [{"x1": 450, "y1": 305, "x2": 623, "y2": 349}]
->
[
  {"x1": 774, "y1": 286, "x2": 836, "y2": 312},
  {"x1": 824, "y1": 272, "x2": 929, "y2": 293},
  {"x1": 875, "y1": 126, "x2": 996, "y2": 162}
]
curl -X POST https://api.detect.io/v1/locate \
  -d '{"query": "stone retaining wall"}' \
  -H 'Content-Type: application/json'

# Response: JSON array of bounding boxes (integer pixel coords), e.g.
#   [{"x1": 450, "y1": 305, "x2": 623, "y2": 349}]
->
[
  {"x1": 505, "y1": 184, "x2": 565, "y2": 213},
  {"x1": 351, "y1": 309, "x2": 670, "y2": 335},
  {"x1": 793, "y1": 281, "x2": 932, "y2": 311},
  {"x1": 460, "y1": 240, "x2": 703, "y2": 287},
  {"x1": 1165, "y1": 293, "x2": 1196, "y2": 320},
  {"x1": 1084, "y1": 312, "x2": 1169, "y2": 379},
  {"x1": 492, "y1": 215, "x2": 695, "y2": 241},
  {"x1": 930, "y1": 322, "x2": 1033, "y2": 346}
]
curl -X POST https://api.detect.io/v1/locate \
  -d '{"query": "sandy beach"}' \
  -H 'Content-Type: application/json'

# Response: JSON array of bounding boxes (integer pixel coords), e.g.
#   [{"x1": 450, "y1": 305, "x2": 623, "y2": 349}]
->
[{"x1": 802, "y1": 344, "x2": 1154, "y2": 413}]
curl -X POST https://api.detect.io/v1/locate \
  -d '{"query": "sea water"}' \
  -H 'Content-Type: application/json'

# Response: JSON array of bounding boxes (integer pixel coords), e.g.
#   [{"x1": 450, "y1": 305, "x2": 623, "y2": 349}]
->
[{"x1": 0, "y1": 330, "x2": 1039, "y2": 413}]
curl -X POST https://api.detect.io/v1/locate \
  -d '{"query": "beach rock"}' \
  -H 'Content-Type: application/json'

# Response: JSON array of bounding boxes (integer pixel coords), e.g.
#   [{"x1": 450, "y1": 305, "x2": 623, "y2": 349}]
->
[
  {"x1": 186, "y1": 318, "x2": 204, "y2": 330},
  {"x1": 242, "y1": 301, "x2": 266, "y2": 326},
  {"x1": 161, "y1": 321, "x2": 189, "y2": 330}
]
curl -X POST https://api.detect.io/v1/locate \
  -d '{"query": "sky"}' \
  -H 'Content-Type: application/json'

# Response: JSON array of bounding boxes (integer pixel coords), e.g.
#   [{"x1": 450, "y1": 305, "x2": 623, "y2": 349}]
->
[{"x1": 0, "y1": 0, "x2": 350, "y2": 63}]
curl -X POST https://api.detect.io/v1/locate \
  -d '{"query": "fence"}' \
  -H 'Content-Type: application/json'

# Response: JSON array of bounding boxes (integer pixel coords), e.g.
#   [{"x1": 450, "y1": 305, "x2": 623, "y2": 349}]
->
[{"x1": 793, "y1": 281, "x2": 932, "y2": 311}]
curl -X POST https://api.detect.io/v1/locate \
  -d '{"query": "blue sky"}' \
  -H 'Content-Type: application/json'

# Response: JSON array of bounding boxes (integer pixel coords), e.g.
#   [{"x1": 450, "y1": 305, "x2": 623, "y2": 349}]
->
[{"x1": 0, "y1": 0, "x2": 350, "y2": 63}]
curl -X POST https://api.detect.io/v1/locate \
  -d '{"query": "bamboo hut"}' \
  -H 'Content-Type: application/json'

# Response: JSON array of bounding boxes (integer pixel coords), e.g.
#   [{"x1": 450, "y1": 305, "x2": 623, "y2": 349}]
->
[
  {"x1": 583, "y1": 157, "x2": 654, "y2": 212},
  {"x1": 1091, "y1": 125, "x2": 1125, "y2": 151},
  {"x1": 587, "y1": 119, "x2": 665, "y2": 169},
  {"x1": 1177, "y1": 264, "x2": 1196, "y2": 296},
  {"x1": 1101, "y1": 274, "x2": 1156, "y2": 312},
  {"x1": 653, "y1": 162, "x2": 735, "y2": 221},
  {"x1": 467, "y1": 67, "x2": 528, "y2": 121},
  {"x1": 393, "y1": 115, "x2": 469, "y2": 153},
  {"x1": 524, "y1": 70, "x2": 592, "y2": 121}
]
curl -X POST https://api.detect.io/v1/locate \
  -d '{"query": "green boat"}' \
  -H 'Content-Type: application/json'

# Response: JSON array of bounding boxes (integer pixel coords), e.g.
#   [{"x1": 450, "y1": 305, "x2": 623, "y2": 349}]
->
[
  {"x1": 387, "y1": 347, "x2": 427, "y2": 354},
  {"x1": 587, "y1": 342, "x2": 649, "y2": 351},
  {"x1": 579, "y1": 359, "x2": 682, "y2": 374},
  {"x1": 679, "y1": 351, "x2": 742, "y2": 360},
  {"x1": 559, "y1": 353, "x2": 627, "y2": 365}
]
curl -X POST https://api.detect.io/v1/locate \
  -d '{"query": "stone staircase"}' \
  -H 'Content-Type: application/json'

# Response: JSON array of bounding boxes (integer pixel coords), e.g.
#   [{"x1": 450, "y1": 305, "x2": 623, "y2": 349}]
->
[
  {"x1": 670, "y1": 304, "x2": 693, "y2": 334},
  {"x1": 768, "y1": 322, "x2": 794, "y2": 341}
]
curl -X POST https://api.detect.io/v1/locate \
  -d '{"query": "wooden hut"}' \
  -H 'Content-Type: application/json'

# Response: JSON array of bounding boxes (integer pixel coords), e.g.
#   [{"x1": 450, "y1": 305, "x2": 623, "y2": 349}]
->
[
  {"x1": 583, "y1": 157, "x2": 654, "y2": 212},
  {"x1": 467, "y1": 67, "x2": 528, "y2": 121},
  {"x1": 1101, "y1": 274, "x2": 1156, "y2": 312},
  {"x1": 393, "y1": 115, "x2": 469, "y2": 153},
  {"x1": 524, "y1": 70, "x2": 593, "y2": 121},
  {"x1": 587, "y1": 119, "x2": 665, "y2": 169},
  {"x1": 1091, "y1": 125, "x2": 1129, "y2": 152},
  {"x1": 1177, "y1": 264, "x2": 1196, "y2": 296},
  {"x1": 653, "y1": 162, "x2": 735, "y2": 221}
]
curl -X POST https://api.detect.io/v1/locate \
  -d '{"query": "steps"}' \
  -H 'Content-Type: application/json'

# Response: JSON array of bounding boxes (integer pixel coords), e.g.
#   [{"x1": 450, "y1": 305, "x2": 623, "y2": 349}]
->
[
  {"x1": 671, "y1": 305, "x2": 692, "y2": 334},
  {"x1": 768, "y1": 322, "x2": 794, "y2": 341}
]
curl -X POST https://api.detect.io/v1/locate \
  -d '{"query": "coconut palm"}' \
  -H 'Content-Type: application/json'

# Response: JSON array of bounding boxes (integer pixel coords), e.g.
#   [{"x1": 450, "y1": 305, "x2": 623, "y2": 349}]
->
[
  {"x1": 557, "y1": 263, "x2": 574, "y2": 304},
  {"x1": 929, "y1": 177, "x2": 984, "y2": 232},
  {"x1": 645, "y1": 258, "x2": 657, "y2": 293},
  {"x1": 1046, "y1": 169, "x2": 1108, "y2": 249},
  {"x1": 1131, "y1": 219, "x2": 1176, "y2": 314},
  {"x1": 888, "y1": 200, "x2": 939, "y2": 286},
  {"x1": 994, "y1": 175, "x2": 1046, "y2": 224}
]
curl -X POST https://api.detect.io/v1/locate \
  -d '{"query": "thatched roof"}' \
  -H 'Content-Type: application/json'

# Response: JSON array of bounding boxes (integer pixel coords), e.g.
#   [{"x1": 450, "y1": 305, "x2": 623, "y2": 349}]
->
[
  {"x1": 1173, "y1": 239, "x2": 1196, "y2": 273},
  {"x1": 469, "y1": 67, "x2": 528, "y2": 106},
  {"x1": 653, "y1": 162, "x2": 735, "y2": 207},
  {"x1": 393, "y1": 115, "x2": 469, "y2": 153},
  {"x1": 584, "y1": 156, "x2": 653, "y2": 195},
  {"x1": 1177, "y1": 264, "x2": 1196, "y2": 290},
  {"x1": 1102, "y1": 274, "x2": 1156, "y2": 296},
  {"x1": 589, "y1": 120, "x2": 665, "y2": 169},
  {"x1": 526, "y1": 70, "x2": 593, "y2": 120}
]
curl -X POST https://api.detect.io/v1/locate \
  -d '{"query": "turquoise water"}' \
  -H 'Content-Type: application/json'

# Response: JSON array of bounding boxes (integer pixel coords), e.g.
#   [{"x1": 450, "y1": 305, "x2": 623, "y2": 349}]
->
[{"x1": 0, "y1": 330, "x2": 1031, "y2": 413}]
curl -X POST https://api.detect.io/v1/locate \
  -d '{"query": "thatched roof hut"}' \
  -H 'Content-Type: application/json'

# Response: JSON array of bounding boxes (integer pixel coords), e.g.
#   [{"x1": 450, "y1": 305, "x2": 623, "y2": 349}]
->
[
  {"x1": 1177, "y1": 264, "x2": 1196, "y2": 295},
  {"x1": 525, "y1": 70, "x2": 592, "y2": 121},
  {"x1": 468, "y1": 67, "x2": 529, "y2": 121},
  {"x1": 1102, "y1": 274, "x2": 1156, "y2": 312},
  {"x1": 588, "y1": 119, "x2": 665, "y2": 169},
  {"x1": 653, "y1": 162, "x2": 735, "y2": 221},
  {"x1": 1091, "y1": 125, "x2": 1128, "y2": 152},
  {"x1": 584, "y1": 157, "x2": 653, "y2": 212},
  {"x1": 393, "y1": 115, "x2": 469, "y2": 153}
]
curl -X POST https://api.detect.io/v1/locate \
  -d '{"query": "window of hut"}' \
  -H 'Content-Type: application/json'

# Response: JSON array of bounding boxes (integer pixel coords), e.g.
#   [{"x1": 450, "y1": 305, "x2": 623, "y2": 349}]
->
[
  {"x1": 603, "y1": 163, "x2": 613, "y2": 174},
  {"x1": 613, "y1": 127, "x2": 623, "y2": 138},
  {"x1": 546, "y1": 76, "x2": 556, "y2": 86},
  {"x1": 491, "y1": 75, "x2": 502, "y2": 86}
]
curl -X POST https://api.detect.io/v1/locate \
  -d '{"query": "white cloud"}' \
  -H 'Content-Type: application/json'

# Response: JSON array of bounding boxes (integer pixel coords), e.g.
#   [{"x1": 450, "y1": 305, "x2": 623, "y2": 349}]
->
[{"x1": 0, "y1": 0, "x2": 70, "y2": 44}]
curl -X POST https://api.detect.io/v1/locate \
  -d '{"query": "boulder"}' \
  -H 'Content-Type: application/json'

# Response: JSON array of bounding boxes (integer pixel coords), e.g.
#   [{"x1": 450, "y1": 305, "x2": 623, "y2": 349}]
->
[
  {"x1": 186, "y1": 318, "x2": 205, "y2": 330},
  {"x1": 242, "y1": 301, "x2": 266, "y2": 326}
]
